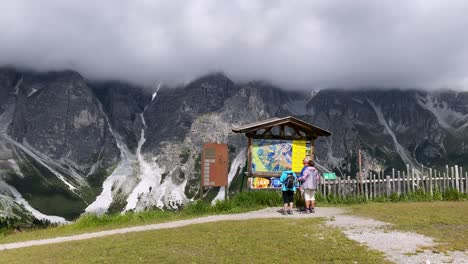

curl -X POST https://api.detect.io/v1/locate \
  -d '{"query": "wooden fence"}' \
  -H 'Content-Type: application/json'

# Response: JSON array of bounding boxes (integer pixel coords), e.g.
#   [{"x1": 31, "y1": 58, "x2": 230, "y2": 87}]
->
[{"x1": 319, "y1": 165, "x2": 468, "y2": 198}]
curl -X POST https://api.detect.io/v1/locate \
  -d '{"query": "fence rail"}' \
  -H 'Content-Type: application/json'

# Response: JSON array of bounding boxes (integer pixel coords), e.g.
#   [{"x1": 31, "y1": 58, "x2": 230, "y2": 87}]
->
[{"x1": 319, "y1": 165, "x2": 467, "y2": 198}]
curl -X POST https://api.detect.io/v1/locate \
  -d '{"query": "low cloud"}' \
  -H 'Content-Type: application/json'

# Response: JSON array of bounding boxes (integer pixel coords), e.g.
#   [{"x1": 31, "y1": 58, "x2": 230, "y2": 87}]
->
[{"x1": 1, "y1": 0, "x2": 468, "y2": 90}]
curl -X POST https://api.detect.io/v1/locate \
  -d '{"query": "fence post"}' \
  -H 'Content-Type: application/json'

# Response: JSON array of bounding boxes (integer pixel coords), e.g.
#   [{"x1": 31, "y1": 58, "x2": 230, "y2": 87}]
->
[
  {"x1": 411, "y1": 168, "x2": 415, "y2": 192},
  {"x1": 324, "y1": 177, "x2": 327, "y2": 196},
  {"x1": 403, "y1": 171, "x2": 407, "y2": 194},
  {"x1": 364, "y1": 176, "x2": 368, "y2": 200},
  {"x1": 397, "y1": 171, "x2": 401, "y2": 195},
  {"x1": 353, "y1": 178, "x2": 357, "y2": 198},
  {"x1": 421, "y1": 170, "x2": 426, "y2": 194},
  {"x1": 455, "y1": 165, "x2": 460, "y2": 192},
  {"x1": 386, "y1": 176, "x2": 391, "y2": 197},
  {"x1": 337, "y1": 177, "x2": 341, "y2": 198},
  {"x1": 406, "y1": 164, "x2": 410, "y2": 193},
  {"x1": 451, "y1": 167, "x2": 454, "y2": 189},
  {"x1": 347, "y1": 176, "x2": 351, "y2": 197},
  {"x1": 443, "y1": 172, "x2": 447, "y2": 192},
  {"x1": 459, "y1": 167, "x2": 463, "y2": 193},
  {"x1": 465, "y1": 171, "x2": 468, "y2": 194},
  {"x1": 391, "y1": 169, "x2": 395, "y2": 194},
  {"x1": 429, "y1": 168, "x2": 433, "y2": 197}
]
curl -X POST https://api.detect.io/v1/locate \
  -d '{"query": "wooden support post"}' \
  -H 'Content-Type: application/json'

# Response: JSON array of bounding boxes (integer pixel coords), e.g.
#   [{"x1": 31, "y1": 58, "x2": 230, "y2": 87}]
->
[
  {"x1": 455, "y1": 165, "x2": 460, "y2": 192},
  {"x1": 370, "y1": 173, "x2": 374, "y2": 199},
  {"x1": 411, "y1": 168, "x2": 415, "y2": 192},
  {"x1": 391, "y1": 169, "x2": 395, "y2": 194}
]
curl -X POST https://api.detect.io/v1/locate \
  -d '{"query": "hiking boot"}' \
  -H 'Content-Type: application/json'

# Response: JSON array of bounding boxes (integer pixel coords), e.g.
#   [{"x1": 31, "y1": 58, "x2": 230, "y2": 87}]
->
[
  {"x1": 287, "y1": 210, "x2": 293, "y2": 215},
  {"x1": 310, "y1": 208, "x2": 315, "y2": 213},
  {"x1": 281, "y1": 210, "x2": 287, "y2": 215}
]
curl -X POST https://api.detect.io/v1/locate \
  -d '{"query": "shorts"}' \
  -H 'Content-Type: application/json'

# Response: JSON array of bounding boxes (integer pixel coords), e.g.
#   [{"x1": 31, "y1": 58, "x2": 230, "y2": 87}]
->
[
  {"x1": 304, "y1": 189, "x2": 316, "y2": 201},
  {"x1": 282, "y1": 190, "x2": 294, "y2": 204}
]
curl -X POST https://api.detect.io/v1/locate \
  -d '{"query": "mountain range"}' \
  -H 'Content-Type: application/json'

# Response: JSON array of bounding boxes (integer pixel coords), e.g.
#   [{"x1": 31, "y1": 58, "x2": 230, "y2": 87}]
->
[{"x1": 0, "y1": 67, "x2": 467, "y2": 222}]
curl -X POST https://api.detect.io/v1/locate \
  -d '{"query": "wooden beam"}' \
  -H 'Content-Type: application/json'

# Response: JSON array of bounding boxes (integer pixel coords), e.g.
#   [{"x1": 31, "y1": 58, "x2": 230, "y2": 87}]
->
[
  {"x1": 247, "y1": 137, "x2": 253, "y2": 174},
  {"x1": 250, "y1": 135, "x2": 309, "y2": 140}
]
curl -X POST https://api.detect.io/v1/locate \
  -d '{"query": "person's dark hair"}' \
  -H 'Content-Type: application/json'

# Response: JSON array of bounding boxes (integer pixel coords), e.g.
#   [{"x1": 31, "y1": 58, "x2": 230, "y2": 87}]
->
[{"x1": 307, "y1": 160, "x2": 314, "y2": 166}]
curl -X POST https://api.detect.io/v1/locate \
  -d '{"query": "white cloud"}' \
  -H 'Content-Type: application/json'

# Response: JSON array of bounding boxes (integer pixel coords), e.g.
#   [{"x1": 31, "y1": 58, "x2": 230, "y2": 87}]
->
[{"x1": 1, "y1": 0, "x2": 467, "y2": 90}]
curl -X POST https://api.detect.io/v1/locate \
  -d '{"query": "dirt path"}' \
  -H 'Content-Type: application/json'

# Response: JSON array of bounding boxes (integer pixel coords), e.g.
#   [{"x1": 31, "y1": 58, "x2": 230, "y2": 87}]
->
[{"x1": 0, "y1": 207, "x2": 466, "y2": 263}]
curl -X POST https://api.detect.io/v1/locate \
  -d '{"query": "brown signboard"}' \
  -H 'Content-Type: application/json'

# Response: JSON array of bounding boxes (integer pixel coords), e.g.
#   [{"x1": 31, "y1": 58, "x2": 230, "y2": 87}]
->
[{"x1": 202, "y1": 143, "x2": 228, "y2": 187}]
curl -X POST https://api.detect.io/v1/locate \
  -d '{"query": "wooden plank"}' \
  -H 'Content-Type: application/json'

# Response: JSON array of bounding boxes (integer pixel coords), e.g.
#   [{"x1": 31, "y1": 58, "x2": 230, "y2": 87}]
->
[
  {"x1": 455, "y1": 165, "x2": 460, "y2": 192},
  {"x1": 392, "y1": 169, "x2": 395, "y2": 194}
]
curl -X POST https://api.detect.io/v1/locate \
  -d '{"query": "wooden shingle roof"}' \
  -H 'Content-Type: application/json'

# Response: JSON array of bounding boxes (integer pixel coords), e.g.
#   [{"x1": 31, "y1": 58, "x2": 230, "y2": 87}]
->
[{"x1": 232, "y1": 116, "x2": 331, "y2": 137}]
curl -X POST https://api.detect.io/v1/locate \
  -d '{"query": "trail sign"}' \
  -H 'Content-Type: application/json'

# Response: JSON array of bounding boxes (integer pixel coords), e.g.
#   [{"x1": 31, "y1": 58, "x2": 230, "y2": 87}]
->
[
  {"x1": 323, "y1": 172, "x2": 336, "y2": 180},
  {"x1": 202, "y1": 143, "x2": 228, "y2": 187}
]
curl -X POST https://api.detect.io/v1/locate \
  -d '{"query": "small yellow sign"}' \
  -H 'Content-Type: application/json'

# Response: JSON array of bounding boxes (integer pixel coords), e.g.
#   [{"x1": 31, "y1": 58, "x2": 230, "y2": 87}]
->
[{"x1": 292, "y1": 139, "x2": 307, "y2": 172}]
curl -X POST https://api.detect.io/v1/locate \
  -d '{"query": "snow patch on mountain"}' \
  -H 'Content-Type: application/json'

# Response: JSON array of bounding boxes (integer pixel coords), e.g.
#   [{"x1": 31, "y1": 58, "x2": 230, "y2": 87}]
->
[
  {"x1": 85, "y1": 104, "x2": 138, "y2": 215},
  {"x1": 416, "y1": 94, "x2": 468, "y2": 134},
  {"x1": 368, "y1": 99, "x2": 418, "y2": 170},
  {"x1": 124, "y1": 113, "x2": 162, "y2": 211}
]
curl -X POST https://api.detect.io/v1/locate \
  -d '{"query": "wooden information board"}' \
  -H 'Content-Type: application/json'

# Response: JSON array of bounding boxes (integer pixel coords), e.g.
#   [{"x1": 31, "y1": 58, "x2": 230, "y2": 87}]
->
[{"x1": 202, "y1": 143, "x2": 228, "y2": 187}]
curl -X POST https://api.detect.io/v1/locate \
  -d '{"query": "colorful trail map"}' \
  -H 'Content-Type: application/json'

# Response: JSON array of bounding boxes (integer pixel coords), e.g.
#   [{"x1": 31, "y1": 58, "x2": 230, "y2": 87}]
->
[{"x1": 251, "y1": 139, "x2": 310, "y2": 173}]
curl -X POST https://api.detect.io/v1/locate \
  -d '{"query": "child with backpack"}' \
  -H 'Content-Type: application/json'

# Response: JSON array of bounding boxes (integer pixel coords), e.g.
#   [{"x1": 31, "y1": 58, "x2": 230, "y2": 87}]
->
[{"x1": 279, "y1": 166, "x2": 297, "y2": 215}]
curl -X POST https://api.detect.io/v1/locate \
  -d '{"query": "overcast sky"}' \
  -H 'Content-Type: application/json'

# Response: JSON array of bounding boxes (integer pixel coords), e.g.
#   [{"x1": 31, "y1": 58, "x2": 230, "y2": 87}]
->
[{"x1": 1, "y1": 0, "x2": 468, "y2": 90}]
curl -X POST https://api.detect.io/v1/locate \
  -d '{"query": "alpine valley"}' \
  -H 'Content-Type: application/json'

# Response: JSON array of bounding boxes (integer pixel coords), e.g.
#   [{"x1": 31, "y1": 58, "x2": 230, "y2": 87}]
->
[{"x1": 0, "y1": 67, "x2": 467, "y2": 222}]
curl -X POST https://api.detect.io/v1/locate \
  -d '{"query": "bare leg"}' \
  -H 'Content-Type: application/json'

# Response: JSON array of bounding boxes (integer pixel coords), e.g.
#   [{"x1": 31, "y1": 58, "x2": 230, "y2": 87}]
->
[
  {"x1": 311, "y1": 200, "x2": 316, "y2": 208},
  {"x1": 305, "y1": 200, "x2": 311, "y2": 209}
]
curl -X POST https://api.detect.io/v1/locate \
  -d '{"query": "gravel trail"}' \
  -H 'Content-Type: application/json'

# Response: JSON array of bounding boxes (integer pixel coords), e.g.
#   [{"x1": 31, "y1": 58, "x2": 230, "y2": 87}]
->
[{"x1": 0, "y1": 207, "x2": 466, "y2": 263}]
